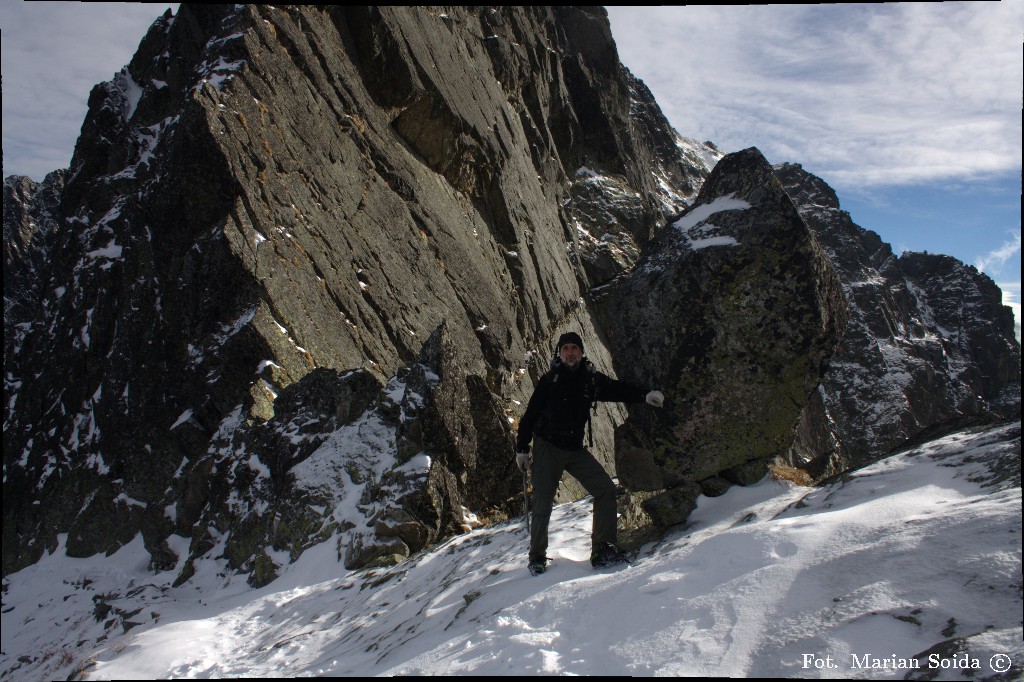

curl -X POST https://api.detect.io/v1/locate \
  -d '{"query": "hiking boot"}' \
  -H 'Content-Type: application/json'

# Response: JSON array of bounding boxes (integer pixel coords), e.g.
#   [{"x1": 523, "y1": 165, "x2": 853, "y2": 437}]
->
[
  {"x1": 590, "y1": 542, "x2": 629, "y2": 568},
  {"x1": 527, "y1": 557, "x2": 548, "y2": 575}
]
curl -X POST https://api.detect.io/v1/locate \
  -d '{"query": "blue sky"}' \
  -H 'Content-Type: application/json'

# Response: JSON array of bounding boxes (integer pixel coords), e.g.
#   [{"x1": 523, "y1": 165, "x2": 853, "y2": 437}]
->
[{"x1": 1, "y1": 2, "x2": 1020, "y2": 334}]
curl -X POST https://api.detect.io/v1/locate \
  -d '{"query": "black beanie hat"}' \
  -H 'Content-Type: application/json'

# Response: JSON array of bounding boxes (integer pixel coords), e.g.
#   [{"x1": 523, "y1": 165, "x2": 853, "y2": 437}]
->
[{"x1": 556, "y1": 332, "x2": 584, "y2": 354}]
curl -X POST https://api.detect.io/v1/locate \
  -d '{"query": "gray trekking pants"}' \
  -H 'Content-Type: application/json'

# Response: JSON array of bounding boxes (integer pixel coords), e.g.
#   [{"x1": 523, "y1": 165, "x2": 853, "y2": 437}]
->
[{"x1": 529, "y1": 436, "x2": 617, "y2": 562}]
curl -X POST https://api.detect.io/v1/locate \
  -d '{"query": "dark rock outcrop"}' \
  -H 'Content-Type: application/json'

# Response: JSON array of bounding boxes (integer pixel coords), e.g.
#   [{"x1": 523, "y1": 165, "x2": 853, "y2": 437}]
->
[
  {"x1": 596, "y1": 148, "x2": 848, "y2": 536},
  {"x1": 773, "y1": 163, "x2": 1021, "y2": 478}
]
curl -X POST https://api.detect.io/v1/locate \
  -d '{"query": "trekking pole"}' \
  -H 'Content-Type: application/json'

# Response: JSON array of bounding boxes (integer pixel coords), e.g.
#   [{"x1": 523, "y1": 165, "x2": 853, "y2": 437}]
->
[{"x1": 522, "y1": 466, "x2": 531, "y2": 533}]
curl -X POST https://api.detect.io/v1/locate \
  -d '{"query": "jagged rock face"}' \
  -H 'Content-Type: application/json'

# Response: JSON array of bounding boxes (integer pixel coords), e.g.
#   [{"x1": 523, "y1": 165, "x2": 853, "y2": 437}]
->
[
  {"x1": 774, "y1": 163, "x2": 1021, "y2": 478},
  {"x1": 3, "y1": 171, "x2": 67, "y2": 355},
  {"x1": 3, "y1": 173, "x2": 65, "y2": 290},
  {"x1": 597, "y1": 148, "x2": 848, "y2": 533},
  {"x1": 566, "y1": 74, "x2": 721, "y2": 288},
  {"x1": 2, "y1": 5, "x2": 712, "y2": 578}
]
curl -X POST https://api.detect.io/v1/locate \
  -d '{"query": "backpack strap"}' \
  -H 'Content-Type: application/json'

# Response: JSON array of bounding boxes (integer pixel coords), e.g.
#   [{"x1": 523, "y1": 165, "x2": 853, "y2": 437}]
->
[{"x1": 584, "y1": 361, "x2": 598, "y2": 447}]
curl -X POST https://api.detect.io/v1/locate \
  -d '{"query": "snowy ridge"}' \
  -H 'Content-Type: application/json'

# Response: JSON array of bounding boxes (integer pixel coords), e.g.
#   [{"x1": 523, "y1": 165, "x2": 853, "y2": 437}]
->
[
  {"x1": 570, "y1": 166, "x2": 645, "y2": 273},
  {"x1": 2, "y1": 422, "x2": 1019, "y2": 679},
  {"x1": 650, "y1": 135, "x2": 722, "y2": 217},
  {"x1": 674, "y1": 134, "x2": 723, "y2": 181},
  {"x1": 567, "y1": 133, "x2": 722, "y2": 286}
]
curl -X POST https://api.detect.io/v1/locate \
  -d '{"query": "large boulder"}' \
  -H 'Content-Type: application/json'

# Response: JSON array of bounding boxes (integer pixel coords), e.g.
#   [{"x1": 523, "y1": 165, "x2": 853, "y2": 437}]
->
[{"x1": 596, "y1": 148, "x2": 848, "y2": 535}]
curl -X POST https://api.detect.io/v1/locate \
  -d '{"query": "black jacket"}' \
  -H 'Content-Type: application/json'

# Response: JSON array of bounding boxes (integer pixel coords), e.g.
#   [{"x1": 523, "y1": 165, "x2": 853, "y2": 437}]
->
[{"x1": 516, "y1": 358, "x2": 647, "y2": 451}]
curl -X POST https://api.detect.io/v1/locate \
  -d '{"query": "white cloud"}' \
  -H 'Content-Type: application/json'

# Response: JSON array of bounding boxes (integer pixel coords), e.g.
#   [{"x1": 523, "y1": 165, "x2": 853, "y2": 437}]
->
[
  {"x1": 607, "y1": 3, "x2": 1023, "y2": 191},
  {"x1": 998, "y1": 282, "x2": 1022, "y2": 343},
  {"x1": 975, "y1": 230, "x2": 1022, "y2": 276}
]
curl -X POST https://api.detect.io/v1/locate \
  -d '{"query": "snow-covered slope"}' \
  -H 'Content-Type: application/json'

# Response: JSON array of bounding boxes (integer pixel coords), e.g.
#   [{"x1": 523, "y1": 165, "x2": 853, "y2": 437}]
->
[{"x1": 1, "y1": 422, "x2": 1019, "y2": 679}]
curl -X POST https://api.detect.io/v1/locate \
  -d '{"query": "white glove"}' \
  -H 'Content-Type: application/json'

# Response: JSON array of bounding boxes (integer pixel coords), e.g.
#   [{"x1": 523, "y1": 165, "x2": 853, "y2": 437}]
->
[
  {"x1": 646, "y1": 390, "x2": 665, "y2": 408},
  {"x1": 516, "y1": 452, "x2": 530, "y2": 471}
]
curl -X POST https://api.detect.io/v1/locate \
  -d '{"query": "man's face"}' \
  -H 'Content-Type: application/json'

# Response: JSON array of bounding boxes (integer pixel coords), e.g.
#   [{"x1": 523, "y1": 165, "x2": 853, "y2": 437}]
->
[{"x1": 559, "y1": 342, "x2": 582, "y2": 369}]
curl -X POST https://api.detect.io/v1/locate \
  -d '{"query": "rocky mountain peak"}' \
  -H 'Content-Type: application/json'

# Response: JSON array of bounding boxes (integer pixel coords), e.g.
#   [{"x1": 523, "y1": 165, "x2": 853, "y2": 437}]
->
[
  {"x1": 3, "y1": 170, "x2": 68, "y2": 367},
  {"x1": 772, "y1": 162, "x2": 840, "y2": 210},
  {"x1": 774, "y1": 163, "x2": 1020, "y2": 478}
]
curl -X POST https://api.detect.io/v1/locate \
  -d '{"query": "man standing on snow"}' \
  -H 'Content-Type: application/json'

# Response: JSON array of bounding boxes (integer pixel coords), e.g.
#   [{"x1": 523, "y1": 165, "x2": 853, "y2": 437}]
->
[{"x1": 515, "y1": 332, "x2": 664, "y2": 575}]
